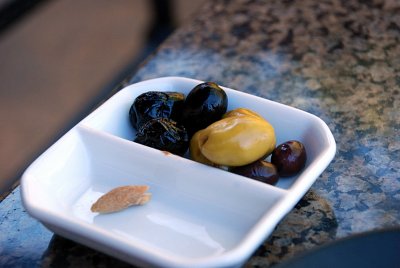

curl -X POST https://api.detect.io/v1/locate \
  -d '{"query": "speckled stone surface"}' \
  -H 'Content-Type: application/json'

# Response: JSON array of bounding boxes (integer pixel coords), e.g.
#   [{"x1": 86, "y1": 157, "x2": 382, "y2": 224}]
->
[
  {"x1": 130, "y1": 0, "x2": 400, "y2": 237},
  {"x1": 1, "y1": 0, "x2": 399, "y2": 267}
]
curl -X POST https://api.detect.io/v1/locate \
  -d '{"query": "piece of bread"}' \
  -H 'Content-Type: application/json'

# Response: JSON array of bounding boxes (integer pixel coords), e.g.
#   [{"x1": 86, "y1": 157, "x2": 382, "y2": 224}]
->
[{"x1": 91, "y1": 185, "x2": 151, "y2": 213}]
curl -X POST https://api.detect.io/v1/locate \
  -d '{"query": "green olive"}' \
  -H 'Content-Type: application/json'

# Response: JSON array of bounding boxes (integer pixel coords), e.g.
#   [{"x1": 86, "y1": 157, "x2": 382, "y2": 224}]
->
[
  {"x1": 189, "y1": 131, "x2": 215, "y2": 166},
  {"x1": 196, "y1": 116, "x2": 276, "y2": 166},
  {"x1": 223, "y1": 108, "x2": 264, "y2": 119}
]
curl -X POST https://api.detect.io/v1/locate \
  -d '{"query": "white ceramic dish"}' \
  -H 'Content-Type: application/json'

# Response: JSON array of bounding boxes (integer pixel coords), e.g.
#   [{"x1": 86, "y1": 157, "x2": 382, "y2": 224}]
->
[{"x1": 21, "y1": 77, "x2": 336, "y2": 268}]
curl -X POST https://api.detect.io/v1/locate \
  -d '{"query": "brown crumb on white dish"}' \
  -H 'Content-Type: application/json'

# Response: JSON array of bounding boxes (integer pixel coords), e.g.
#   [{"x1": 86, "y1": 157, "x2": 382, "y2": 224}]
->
[{"x1": 91, "y1": 185, "x2": 151, "y2": 213}]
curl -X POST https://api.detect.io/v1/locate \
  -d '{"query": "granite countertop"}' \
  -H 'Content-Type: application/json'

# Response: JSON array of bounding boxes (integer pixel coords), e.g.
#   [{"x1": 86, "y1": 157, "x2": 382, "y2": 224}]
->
[{"x1": 1, "y1": 0, "x2": 399, "y2": 267}]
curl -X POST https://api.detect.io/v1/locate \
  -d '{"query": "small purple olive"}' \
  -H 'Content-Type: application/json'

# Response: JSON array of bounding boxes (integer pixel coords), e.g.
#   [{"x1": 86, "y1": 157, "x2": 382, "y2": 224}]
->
[
  {"x1": 271, "y1": 140, "x2": 307, "y2": 177},
  {"x1": 230, "y1": 160, "x2": 279, "y2": 185}
]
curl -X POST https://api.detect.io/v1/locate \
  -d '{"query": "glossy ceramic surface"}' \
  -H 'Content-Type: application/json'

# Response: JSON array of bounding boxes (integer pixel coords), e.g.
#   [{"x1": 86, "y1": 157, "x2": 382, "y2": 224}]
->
[{"x1": 21, "y1": 77, "x2": 336, "y2": 268}]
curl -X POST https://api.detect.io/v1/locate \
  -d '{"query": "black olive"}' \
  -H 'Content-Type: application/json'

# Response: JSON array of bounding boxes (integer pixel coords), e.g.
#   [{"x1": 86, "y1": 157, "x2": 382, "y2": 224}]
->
[
  {"x1": 134, "y1": 118, "x2": 189, "y2": 156},
  {"x1": 182, "y1": 82, "x2": 228, "y2": 136},
  {"x1": 129, "y1": 91, "x2": 185, "y2": 130},
  {"x1": 271, "y1": 140, "x2": 307, "y2": 177},
  {"x1": 230, "y1": 160, "x2": 279, "y2": 185}
]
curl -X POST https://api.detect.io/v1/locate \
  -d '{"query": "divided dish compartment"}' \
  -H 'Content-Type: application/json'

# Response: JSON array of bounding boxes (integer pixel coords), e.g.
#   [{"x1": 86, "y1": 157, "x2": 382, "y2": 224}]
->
[
  {"x1": 81, "y1": 76, "x2": 335, "y2": 191},
  {"x1": 73, "y1": 126, "x2": 286, "y2": 260},
  {"x1": 21, "y1": 77, "x2": 336, "y2": 268},
  {"x1": 22, "y1": 124, "x2": 287, "y2": 267}
]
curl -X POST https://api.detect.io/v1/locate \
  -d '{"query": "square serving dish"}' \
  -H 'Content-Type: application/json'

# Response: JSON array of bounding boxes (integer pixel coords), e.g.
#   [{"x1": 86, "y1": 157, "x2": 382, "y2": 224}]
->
[{"x1": 21, "y1": 77, "x2": 336, "y2": 268}]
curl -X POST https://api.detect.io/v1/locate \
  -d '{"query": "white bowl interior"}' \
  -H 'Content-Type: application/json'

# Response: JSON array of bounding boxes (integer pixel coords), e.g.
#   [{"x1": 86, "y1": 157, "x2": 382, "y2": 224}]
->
[{"x1": 77, "y1": 126, "x2": 285, "y2": 257}]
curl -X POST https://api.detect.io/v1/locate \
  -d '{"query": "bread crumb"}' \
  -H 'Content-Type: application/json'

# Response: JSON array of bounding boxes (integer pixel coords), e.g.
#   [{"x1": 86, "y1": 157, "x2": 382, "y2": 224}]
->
[{"x1": 91, "y1": 185, "x2": 151, "y2": 213}]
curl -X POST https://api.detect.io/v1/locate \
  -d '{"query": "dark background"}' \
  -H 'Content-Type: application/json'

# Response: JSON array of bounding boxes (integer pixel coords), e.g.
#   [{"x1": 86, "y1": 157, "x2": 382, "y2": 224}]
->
[{"x1": 0, "y1": 0, "x2": 204, "y2": 195}]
